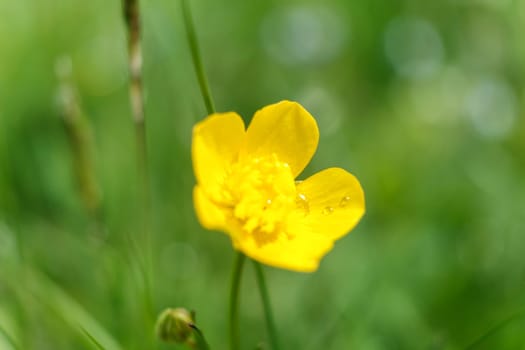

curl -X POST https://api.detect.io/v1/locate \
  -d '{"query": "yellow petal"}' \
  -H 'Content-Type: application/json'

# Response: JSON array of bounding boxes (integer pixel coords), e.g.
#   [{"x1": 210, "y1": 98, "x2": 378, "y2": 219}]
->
[
  {"x1": 235, "y1": 231, "x2": 333, "y2": 272},
  {"x1": 291, "y1": 167, "x2": 365, "y2": 240},
  {"x1": 193, "y1": 186, "x2": 227, "y2": 231},
  {"x1": 192, "y1": 112, "x2": 245, "y2": 195},
  {"x1": 242, "y1": 101, "x2": 319, "y2": 178}
]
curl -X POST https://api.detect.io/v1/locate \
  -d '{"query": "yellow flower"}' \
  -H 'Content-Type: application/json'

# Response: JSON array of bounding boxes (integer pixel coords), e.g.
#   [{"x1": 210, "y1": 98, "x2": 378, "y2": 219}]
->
[{"x1": 192, "y1": 101, "x2": 365, "y2": 272}]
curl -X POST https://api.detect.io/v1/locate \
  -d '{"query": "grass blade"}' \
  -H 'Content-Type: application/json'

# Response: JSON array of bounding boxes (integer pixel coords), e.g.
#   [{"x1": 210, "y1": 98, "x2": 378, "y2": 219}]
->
[{"x1": 80, "y1": 326, "x2": 108, "y2": 350}]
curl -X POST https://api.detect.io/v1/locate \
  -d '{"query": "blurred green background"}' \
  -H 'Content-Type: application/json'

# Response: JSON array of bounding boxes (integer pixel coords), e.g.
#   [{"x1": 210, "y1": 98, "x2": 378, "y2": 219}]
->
[{"x1": 1, "y1": 0, "x2": 525, "y2": 349}]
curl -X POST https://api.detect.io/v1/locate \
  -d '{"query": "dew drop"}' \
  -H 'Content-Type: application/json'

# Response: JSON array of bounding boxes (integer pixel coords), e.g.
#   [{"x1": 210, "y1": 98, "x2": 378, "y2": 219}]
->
[
  {"x1": 296, "y1": 193, "x2": 310, "y2": 215},
  {"x1": 339, "y1": 196, "x2": 351, "y2": 207},
  {"x1": 262, "y1": 198, "x2": 272, "y2": 211},
  {"x1": 322, "y1": 206, "x2": 334, "y2": 215}
]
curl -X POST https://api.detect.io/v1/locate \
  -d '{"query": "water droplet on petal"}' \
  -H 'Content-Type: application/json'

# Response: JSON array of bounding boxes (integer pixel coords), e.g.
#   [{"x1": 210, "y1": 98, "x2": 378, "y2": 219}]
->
[
  {"x1": 262, "y1": 198, "x2": 272, "y2": 211},
  {"x1": 322, "y1": 206, "x2": 334, "y2": 215},
  {"x1": 339, "y1": 196, "x2": 351, "y2": 207},
  {"x1": 296, "y1": 193, "x2": 310, "y2": 215}
]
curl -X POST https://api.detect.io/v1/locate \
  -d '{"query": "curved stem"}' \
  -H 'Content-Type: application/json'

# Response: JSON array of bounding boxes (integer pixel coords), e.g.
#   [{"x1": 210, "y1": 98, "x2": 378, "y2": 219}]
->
[
  {"x1": 190, "y1": 324, "x2": 211, "y2": 350},
  {"x1": 253, "y1": 261, "x2": 280, "y2": 350},
  {"x1": 229, "y1": 252, "x2": 246, "y2": 350},
  {"x1": 181, "y1": 0, "x2": 216, "y2": 115}
]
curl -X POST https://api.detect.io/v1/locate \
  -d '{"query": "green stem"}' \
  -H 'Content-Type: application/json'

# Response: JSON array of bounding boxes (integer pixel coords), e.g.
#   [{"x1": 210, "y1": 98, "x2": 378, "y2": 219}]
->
[
  {"x1": 229, "y1": 252, "x2": 246, "y2": 350},
  {"x1": 190, "y1": 324, "x2": 211, "y2": 350},
  {"x1": 181, "y1": 0, "x2": 216, "y2": 115},
  {"x1": 122, "y1": 0, "x2": 155, "y2": 342},
  {"x1": 181, "y1": 3, "x2": 251, "y2": 350},
  {"x1": 253, "y1": 261, "x2": 281, "y2": 350}
]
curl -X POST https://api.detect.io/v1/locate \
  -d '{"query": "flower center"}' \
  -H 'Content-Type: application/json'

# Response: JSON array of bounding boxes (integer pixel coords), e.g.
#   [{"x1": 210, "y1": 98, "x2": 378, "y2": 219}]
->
[{"x1": 223, "y1": 154, "x2": 296, "y2": 246}]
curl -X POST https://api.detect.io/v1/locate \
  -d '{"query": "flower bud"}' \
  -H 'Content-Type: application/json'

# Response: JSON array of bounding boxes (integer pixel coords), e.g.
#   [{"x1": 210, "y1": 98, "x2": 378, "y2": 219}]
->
[{"x1": 156, "y1": 307, "x2": 194, "y2": 344}]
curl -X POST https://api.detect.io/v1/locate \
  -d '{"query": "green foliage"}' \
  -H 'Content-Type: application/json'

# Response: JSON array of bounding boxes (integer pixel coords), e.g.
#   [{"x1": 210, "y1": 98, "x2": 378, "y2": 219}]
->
[{"x1": 1, "y1": 0, "x2": 525, "y2": 349}]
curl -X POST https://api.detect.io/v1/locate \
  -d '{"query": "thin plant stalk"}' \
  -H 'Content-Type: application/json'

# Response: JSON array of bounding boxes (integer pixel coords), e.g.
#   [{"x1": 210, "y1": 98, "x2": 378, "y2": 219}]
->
[
  {"x1": 229, "y1": 252, "x2": 246, "y2": 350},
  {"x1": 190, "y1": 324, "x2": 211, "y2": 350},
  {"x1": 122, "y1": 0, "x2": 151, "y2": 237},
  {"x1": 121, "y1": 0, "x2": 154, "y2": 338},
  {"x1": 253, "y1": 261, "x2": 281, "y2": 350},
  {"x1": 181, "y1": 0, "x2": 215, "y2": 115},
  {"x1": 123, "y1": 0, "x2": 146, "y2": 128},
  {"x1": 181, "y1": 2, "x2": 281, "y2": 349},
  {"x1": 56, "y1": 57, "x2": 103, "y2": 237},
  {"x1": 182, "y1": 2, "x2": 249, "y2": 349}
]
